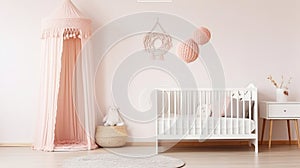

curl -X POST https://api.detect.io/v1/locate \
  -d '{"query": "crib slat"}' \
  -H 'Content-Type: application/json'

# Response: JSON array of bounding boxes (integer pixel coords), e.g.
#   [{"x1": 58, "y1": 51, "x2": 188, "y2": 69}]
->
[
  {"x1": 161, "y1": 91, "x2": 164, "y2": 135},
  {"x1": 193, "y1": 91, "x2": 196, "y2": 136},
  {"x1": 236, "y1": 91, "x2": 239, "y2": 134},
  {"x1": 242, "y1": 90, "x2": 246, "y2": 135},
  {"x1": 190, "y1": 91, "x2": 193, "y2": 135},
  {"x1": 198, "y1": 90, "x2": 202, "y2": 136},
  {"x1": 183, "y1": 90, "x2": 185, "y2": 136},
  {"x1": 205, "y1": 91, "x2": 210, "y2": 135},
  {"x1": 211, "y1": 90, "x2": 214, "y2": 135},
  {"x1": 174, "y1": 91, "x2": 177, "y2": 135},
  {"x1": 224, "y1": 90, "x2": 227, "y2": 135},
  {"x1": 180, "y1": 91, "x2": 183, "y2": 136},
  {"x1": 218, "y1": 90, "x2": 221, "y2": 135},
  {"x1": 249, "y1": 92, "x2": 252, "y2": 134},
  {"x1": 191, "y1": 91, "x2": 193, "y2": 135},
  {"x1": 230, "y1": 92, "x2": 233, "y2": 135},
  {"x1": 168, "y1": 91, "x2": 171, "y2": 135},
  {"x1": 187, "y1": 91, "x2": 190, "y2": 135}
]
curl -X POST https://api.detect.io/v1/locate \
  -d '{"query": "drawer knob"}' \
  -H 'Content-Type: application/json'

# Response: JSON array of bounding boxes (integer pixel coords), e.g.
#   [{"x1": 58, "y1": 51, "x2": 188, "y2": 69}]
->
[{"x1": 284, "y1": 110, "x2": 287, "y2": 112}]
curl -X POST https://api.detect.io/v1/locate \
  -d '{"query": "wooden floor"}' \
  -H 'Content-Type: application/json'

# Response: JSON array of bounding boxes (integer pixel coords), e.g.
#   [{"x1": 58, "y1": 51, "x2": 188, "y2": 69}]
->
[{"x1": 1, "y1": 145, "x2": 300, "y2": 168}]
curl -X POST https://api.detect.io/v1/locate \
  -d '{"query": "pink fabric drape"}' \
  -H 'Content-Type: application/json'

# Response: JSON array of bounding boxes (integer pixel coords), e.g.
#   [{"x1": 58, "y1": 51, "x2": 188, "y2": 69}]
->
[
  {"x1": 73, "y1": 37, "x2": 98, "y2": 150},
  {"x1": 54, "y1": 37, "x2": 87, "y2": 145},
  {"x1": 34, "y1": 37, "x2": 64, "y2": 151}
]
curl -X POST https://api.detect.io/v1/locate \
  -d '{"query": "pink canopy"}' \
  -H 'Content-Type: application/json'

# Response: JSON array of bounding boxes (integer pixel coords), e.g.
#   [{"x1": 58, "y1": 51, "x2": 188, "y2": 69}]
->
[{"x1": 34, "y1": 0, "x2": 97, "y2": 151}]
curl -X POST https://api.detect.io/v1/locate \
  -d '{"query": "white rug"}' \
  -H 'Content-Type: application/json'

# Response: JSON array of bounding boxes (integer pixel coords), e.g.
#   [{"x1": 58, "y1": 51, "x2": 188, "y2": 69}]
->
[{"x1": 63, "y1": 154, "x2": 185, "y2": 168}]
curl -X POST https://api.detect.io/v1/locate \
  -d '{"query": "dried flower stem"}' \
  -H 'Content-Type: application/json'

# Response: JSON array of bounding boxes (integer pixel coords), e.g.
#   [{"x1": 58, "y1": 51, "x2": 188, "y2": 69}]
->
[
  {"x1": 267, "y1": 75, "x2": 292, "y2": 91},
  {"x1": 267, "y1": 75, "x2": 278, "y2": 88},
  {"x1": 279, "y1": 75, "x2": 284, "y2": 88},
  {"x1": 283, "y1": 77, "x2": 292, "y2": 90}
]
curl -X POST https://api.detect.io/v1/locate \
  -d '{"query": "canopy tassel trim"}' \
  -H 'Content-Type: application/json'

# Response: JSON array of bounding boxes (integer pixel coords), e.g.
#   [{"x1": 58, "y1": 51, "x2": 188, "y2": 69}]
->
[{"x1": 41, "y1": 28, "x2": 91, "y2": 39}]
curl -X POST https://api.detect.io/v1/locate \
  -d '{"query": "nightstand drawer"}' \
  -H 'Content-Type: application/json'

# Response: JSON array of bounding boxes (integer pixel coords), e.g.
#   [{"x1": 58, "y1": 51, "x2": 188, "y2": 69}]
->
[{"x1": 268, "y1": 104, "x2": 300, "y2": 118}]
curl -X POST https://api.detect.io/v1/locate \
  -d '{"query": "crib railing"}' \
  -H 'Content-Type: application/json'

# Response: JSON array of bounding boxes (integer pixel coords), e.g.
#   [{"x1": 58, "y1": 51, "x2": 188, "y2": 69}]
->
[{"x1": 156, "y1": 86, "x2": 258, "y2": 139}]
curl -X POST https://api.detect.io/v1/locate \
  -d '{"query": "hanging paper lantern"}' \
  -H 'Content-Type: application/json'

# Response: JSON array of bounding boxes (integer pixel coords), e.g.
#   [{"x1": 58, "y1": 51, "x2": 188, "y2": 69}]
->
[
  {"x1": 193, "y1": 26, "x2": 211, "y2": 45},
  {"x1": 178, "y1": 39, "x2": 199, "y2": 63}
]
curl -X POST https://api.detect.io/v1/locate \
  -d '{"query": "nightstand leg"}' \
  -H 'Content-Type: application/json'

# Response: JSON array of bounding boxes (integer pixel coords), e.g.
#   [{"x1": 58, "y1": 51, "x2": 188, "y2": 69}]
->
[
  {"x1": 269, "y1": 120, "x2": 273, "y2": 149},
  {"x1": 261, "y1": 119, "x2": 266, "y2": 145},
  {"x1": 287, "y1": 120, "x2": 291, "y2": 145},
  {"x1": 294, "y1": 119, "x2": 300, "y2": 148}
]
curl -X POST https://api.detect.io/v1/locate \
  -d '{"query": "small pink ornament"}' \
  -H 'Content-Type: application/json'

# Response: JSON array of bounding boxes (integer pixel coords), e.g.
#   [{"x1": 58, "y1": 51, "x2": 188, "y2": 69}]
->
[
  {"x1": 178, "y1": 39, "x2": 199, "y2": 63},
  {"x1": 193, "y1": 26, "x2": 211, "y2": 45}
]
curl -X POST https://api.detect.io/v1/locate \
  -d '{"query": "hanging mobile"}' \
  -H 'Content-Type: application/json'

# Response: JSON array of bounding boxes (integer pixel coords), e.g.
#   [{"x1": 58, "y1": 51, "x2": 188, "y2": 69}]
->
[{"x1": 144, "y1": 18, "x2": 173, "y2": 60}]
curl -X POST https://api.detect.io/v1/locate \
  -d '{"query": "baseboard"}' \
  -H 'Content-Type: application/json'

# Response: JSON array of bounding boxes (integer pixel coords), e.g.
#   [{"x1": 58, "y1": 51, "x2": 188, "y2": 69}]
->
[
  {"x1": 1, "y1": 140, "x2": 297, "y2": 147},
  {"x1": 0, "y1": 143, "x2": 32, "y2": 147},
  {"x1": 260, "y1": 140, "x2": 298, "y2": 145},
  {"x1": 127, "y1": 140, "x2": 299, "y2": 147},
  {"x1": 126, "y1": 142, "x2": 157, "y2": 146}
]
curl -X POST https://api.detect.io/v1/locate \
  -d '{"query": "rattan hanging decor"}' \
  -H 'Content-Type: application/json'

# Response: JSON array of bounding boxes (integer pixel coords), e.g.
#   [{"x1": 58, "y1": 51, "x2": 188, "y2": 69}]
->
[{"x1": 144, "y1": 19, "x2": 173, "y2": 59}]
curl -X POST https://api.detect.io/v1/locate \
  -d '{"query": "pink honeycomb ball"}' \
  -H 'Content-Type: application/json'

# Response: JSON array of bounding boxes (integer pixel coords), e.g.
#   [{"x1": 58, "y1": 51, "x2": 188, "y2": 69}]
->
[
  {"x1": 178, "y1": 39, "x2": 199, "y2": 63},
  {"x1": 193, "y1": 27, "x2": 211, "y2": 45}
]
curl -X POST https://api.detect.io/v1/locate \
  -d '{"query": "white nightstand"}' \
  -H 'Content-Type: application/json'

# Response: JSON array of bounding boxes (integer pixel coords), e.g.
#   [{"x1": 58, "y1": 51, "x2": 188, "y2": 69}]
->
[{"x1": 260, "y1": 101, "x2": 300, "y2": 148}]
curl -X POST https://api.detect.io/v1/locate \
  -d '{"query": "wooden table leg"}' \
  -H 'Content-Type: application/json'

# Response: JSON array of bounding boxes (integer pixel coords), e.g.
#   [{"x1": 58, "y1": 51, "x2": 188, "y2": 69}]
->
[
  {"x1": 294, "y1": 119, "x2": 300, "y2": 147},
  {"x1": 287, "y1": 120, "x2": 291, "y2": 145},
  {"x1": 268, "y1": 120, "x2": 273, "y2": 149},
  {"x1": 261, "y1": 119, "x2": 266, "y2": 145}
]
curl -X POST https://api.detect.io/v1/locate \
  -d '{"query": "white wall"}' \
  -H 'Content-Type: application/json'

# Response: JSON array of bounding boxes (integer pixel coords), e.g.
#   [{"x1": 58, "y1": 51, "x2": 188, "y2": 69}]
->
[{"x1": 1, "y1": 0, "x2": 300, "y2": 143}]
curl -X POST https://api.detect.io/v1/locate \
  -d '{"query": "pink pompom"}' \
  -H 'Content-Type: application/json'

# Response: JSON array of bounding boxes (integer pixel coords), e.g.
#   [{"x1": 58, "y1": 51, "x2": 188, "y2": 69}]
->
[
  {"x1": 193, "y1": 27, "x2": 211, "y2": 45},
  {"x1": 178, "y1": 39, "x2": 199, "y2": 63}
]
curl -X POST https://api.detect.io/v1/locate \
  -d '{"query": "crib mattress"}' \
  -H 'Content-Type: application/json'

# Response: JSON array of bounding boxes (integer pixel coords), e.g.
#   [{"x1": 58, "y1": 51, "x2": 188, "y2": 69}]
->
[{"x1": 158, "y1": 117, "x2": 255, "y2": 135}]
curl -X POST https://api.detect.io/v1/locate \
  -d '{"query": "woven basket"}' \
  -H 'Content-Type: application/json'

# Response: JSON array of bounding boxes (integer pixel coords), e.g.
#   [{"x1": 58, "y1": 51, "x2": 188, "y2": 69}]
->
[{"x1": 95, "y1": 126, "x2": 127, "y2": 147}]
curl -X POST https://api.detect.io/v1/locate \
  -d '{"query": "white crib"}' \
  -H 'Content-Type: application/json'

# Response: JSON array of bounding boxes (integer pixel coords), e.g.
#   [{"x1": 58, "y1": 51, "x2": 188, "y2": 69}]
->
[{"x1": 156, "y1": 84, "x2": 258, "y2": 153}]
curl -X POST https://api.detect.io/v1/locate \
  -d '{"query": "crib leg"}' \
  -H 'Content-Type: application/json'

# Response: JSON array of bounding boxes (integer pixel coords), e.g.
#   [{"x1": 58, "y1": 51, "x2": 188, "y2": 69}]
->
[
  {"x1": 254, "y1": 139, "x2": 258, "y2": 153},
  {"x1": 250, "y1": 139, "x2": 258, "y2": 154}
]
